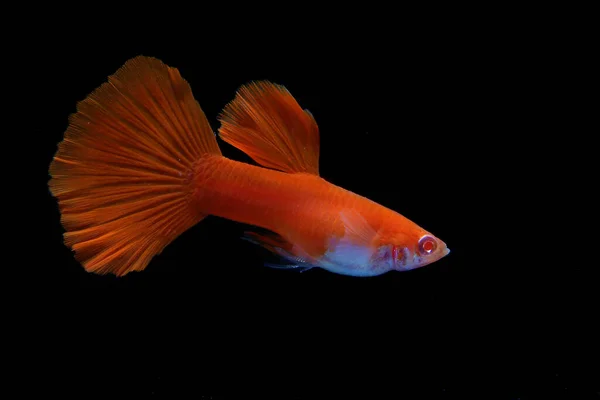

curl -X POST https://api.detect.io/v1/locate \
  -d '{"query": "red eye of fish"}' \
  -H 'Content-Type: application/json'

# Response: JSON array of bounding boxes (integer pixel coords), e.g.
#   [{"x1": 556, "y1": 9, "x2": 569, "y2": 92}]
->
[{"x1": 418, "y1": 236, "x2": 437, "y2": 255}]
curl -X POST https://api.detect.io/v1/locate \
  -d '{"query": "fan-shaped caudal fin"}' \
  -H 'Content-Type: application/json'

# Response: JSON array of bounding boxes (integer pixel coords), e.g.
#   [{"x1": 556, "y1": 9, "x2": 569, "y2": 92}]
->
[
  {"x1": 48, "y1": 56, "x2": 221, "y2": 277},
  {"x1": 218, "y1": 81, "x2": 320, "y2": 175}
]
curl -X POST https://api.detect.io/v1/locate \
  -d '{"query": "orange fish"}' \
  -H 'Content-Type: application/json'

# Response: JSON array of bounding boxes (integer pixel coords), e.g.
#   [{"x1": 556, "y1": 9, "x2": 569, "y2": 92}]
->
[{"x1": 49, "y1": 56, "x2": 450, "y2": 277}]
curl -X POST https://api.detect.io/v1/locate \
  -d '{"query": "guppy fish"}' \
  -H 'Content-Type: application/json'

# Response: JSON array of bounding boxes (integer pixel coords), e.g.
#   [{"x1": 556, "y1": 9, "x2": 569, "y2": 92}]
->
[{"x1": 48, "y1": 56, "x2": 450, "y2": 277}]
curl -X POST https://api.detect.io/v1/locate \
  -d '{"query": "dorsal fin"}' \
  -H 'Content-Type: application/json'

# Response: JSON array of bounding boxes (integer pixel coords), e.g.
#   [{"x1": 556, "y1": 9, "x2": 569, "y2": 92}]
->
[{"x1": 218, "y1": 81, "x2": 320, "y2": 175}]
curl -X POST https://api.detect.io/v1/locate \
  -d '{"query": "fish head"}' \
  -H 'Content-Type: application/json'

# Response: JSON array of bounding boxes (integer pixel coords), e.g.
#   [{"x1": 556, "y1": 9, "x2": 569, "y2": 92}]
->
[
  {"x1": 324, "y1": 209, "x2": 449, "y2": 276},
  {"x1": 389, "y1": 233, "x2": 450, "y2": 271},
  {"x1": 375, "y1": 220, "x2": 450, "y2": 272}
]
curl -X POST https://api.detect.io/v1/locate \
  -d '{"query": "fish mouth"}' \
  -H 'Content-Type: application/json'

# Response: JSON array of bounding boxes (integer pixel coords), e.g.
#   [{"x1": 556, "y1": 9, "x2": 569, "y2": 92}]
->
[
  {"x1": 434, "y1": 245, "x2": 451, "y2": 263},
  {"x1": 435, "y1": 239, "x2": 450, "y2": 261}
]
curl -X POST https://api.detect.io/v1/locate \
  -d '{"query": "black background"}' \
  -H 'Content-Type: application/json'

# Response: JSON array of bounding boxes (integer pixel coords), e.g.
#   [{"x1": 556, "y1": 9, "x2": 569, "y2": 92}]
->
[{"x1": 16, "y1": 10, "x2": 597, "y2": 400}]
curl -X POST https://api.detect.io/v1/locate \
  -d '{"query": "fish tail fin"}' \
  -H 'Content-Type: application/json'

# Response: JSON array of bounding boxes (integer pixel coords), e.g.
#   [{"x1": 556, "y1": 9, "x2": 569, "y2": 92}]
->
[{"x1": 49, "y1": 56, "x2": 222, "y2": 276}]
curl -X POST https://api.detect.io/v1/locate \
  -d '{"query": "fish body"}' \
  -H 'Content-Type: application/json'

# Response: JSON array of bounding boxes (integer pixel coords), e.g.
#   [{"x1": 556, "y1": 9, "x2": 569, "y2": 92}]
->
[
  {"x1": 49, "y1": 56, "x2": 449, "y2": 277},
  {"x1": 193, "y1": 156, "x2": 445, "y2": 276}
]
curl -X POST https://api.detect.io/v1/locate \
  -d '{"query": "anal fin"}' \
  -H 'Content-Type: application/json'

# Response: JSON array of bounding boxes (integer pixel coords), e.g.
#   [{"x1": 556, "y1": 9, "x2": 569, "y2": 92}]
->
[
  {"x1": 243, "y1": 231, "x2": 316, "y2": 272},
  {"x1": 263, "y1": 263, "x2": 313, "y2": 273}
]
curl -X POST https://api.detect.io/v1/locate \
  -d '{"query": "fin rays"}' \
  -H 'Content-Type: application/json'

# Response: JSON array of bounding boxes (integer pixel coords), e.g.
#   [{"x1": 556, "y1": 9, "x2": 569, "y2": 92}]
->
[
  {"x1": 218, "y1": 81, "x2": 320, "y2": 175},
  {"x1": 50, "y1": 58, "x2": 326, "y2": 277},
  {"x1": 49, "y1": 56, "x2": 221, "y2": 276}
]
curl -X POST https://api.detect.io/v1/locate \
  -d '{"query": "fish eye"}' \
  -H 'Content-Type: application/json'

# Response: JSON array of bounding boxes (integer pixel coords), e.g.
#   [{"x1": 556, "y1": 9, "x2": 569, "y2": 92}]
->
[{"x1": 418, "y1": 235, "x2": 437, "y2": 255}]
